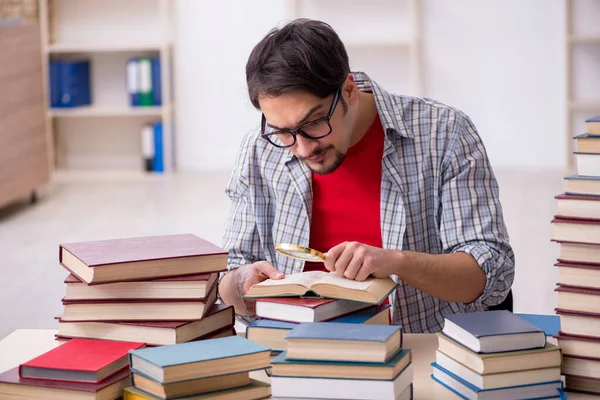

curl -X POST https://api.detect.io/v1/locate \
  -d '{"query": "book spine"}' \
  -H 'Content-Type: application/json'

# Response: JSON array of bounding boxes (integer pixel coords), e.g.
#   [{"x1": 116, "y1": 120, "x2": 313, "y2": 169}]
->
[
  {"x1": 152, "y1": 122, "x2": 164, "y2": 173},
  {"x1": 127, "y1": 58, "x2": 140, "y2": 107},
  {"x1": 49, "y1": 61, "x2": 60, "y2": 107},
  {"x1": 138, "y1": 58, "x2": 153, "y2": 107},
  {"x1": 151, "y1": 57, "x2": 162, "y2": 106},
  {"x1": 141, "y1": 124, "x2": 155, "y2": 172}
]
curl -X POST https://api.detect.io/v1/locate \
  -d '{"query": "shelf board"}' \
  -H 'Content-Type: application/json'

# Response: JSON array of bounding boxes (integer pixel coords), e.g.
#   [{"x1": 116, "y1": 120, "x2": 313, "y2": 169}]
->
[
  {"x1": 569, "y1": 100, "x2": 600, "y2": 111},
  {"x1": 47, "y1": 42, "x2": 165, "y2": 53},
  {"x1": 568, "y1": 35, "x2": 600, "y2": 45},
  {"x1": 48, "y1": 106, "x2": 164, "y2": 118}
]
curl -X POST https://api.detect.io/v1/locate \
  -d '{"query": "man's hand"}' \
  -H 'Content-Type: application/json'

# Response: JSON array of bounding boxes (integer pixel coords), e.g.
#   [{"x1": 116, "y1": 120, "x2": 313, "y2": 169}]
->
[
  {"x1": 324, "y1": 241, "x2": 402, "y2": 281},
  {"x1": 221, "y1": 261, "x2": 284, "y2": 315}
]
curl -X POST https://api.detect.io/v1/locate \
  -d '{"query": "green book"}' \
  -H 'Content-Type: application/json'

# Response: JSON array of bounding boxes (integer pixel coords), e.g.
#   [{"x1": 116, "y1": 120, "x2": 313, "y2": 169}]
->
[{"x1": 138, "y1": 58, "x2": 153, "y2": 107}]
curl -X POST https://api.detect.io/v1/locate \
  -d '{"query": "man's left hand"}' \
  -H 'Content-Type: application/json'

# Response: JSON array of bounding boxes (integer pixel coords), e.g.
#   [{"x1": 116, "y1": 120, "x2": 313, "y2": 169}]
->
[{"x1": 324, "y1": 242, "x2": 402, "y2": 281}]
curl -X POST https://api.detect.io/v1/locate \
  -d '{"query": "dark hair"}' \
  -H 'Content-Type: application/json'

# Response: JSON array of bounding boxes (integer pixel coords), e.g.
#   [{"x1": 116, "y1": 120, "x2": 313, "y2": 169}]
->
[{"x1": 246, "y1": 18, "x2": 350, "y2": 110}]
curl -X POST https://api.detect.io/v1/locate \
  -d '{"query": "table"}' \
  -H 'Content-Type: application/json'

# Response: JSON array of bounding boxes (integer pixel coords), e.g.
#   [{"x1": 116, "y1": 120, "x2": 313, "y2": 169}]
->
[{"x1": 0, "y1": 329, "x2": 589, "y2": 399}]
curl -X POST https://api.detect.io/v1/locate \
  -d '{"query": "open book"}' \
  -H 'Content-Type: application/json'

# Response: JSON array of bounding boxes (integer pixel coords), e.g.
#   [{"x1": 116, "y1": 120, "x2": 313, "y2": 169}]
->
[{"x1": 244, "y1": 271, "x2": 397, "y2": 304}]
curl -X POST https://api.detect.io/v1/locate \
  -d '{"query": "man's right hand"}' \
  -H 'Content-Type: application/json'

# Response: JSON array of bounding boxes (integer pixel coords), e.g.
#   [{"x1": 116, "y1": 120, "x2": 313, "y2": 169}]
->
[{"x1": 219, "y1": 261, "x2": 284, "y2": 316}]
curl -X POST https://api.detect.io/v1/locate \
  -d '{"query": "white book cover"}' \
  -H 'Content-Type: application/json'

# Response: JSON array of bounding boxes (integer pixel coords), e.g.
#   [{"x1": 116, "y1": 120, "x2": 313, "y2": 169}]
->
[{"x1": 575, "y1": 152, "x2": 600, "y2": 177}]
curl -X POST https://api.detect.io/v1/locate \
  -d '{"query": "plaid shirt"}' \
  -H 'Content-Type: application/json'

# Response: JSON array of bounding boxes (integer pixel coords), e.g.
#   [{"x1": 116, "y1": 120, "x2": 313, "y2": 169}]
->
[{"x1": 223, "y1": 72, "x2": 515, "y2": 333}]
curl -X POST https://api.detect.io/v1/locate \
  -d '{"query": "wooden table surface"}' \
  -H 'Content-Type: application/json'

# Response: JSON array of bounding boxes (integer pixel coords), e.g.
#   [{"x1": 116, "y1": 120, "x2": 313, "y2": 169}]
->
[{"x1": 0, "y1": 329, "x2": 591, "y2": 399}]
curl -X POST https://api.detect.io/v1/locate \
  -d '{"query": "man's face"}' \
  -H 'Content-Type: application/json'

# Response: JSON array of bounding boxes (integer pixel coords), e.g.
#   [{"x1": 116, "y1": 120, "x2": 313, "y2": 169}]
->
[{"x1": 259, "y1": 87, "x2": 352, "y2": 175}]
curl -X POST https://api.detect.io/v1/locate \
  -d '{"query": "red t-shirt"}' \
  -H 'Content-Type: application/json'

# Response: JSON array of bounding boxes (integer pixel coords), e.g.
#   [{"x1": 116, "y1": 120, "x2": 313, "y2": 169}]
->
[{"x1": 306, "y1": 115, "x2": 385, "y2": 272}]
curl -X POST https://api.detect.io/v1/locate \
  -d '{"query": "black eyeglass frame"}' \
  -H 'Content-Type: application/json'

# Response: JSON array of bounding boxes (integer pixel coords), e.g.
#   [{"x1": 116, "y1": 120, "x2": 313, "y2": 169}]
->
[{"x1": 260, "y1": 86, "x2": 342, "y2": 148}]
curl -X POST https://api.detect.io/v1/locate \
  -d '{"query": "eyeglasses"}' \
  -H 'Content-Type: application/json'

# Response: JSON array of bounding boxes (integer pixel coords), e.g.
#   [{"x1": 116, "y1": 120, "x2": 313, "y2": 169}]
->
[{"x1": 261, "y1": 86, "x2": 342, "y2": 148}]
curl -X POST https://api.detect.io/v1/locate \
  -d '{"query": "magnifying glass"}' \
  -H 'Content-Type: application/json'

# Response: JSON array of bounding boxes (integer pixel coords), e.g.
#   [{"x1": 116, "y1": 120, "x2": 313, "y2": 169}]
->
[{"x1": 275, "y1": 243, "x2": 326, "y2": 262}]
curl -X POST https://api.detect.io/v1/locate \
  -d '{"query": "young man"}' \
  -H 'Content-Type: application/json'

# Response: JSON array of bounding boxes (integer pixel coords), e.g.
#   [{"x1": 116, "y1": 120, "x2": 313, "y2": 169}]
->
[{"x1": 218, "y1": 19, "x2": 515, "y2": 333}]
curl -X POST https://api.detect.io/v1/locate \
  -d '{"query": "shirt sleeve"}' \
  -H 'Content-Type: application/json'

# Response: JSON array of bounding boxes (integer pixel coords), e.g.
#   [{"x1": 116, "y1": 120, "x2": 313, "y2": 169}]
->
[
  {"x1": 222, "y1": 131, "x2": 264, "y2": 272},
  {"x1": 439, "y1": 112, "x2": 515, "y2": 310}
]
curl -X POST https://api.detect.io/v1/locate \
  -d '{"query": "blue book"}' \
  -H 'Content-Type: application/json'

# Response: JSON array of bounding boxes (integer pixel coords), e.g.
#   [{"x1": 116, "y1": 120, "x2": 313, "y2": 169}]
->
[
  {"x1": 55, "y1": 60, "x2": 91, "y2": 108},
  {"x1": 431, "y1": 362, "x2": 564, "y2": 400},
  {"x1": 443, "y1": 310, "x2": 546, "y2": 353},
  {"x1": 515, "y1": 313, "x2": 560, "y2": 337},
  {"x1": 48, "y1": 61, "x2": 61, "y2": 107},
  {"x1": 151, "y1": 57, "x2": 162, "y2": 106},
  {"x1": 129, "y1": 336, "x2": 270, "y2": 384},
  {"x1": 574, "y1": 133, "x2": 600, "y2": 139},
  {"x1": 285, "y1": 322, "x2": 402, "y2": 363},
  {"x1": 586, "y1": 116, "x2": 600, "y2": 123},
  {"x1": 271, "y1": 349, "x2": 411, "y2": 381},
  {"x1": 152, "y1": 122, "x2": 164, "y2": 172}
]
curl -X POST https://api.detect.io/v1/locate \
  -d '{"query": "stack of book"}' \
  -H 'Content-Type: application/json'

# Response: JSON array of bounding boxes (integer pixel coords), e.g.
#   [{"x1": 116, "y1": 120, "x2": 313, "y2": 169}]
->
[
  {"x1": 244, "y1": 270, "x2": 395, "y2": 353},
  {"x1": 0, "y1": 338, "x2": 143, "y2": 398},
  {"x1": 123, "y1": 336, "x2": 272, "y2": 400},
  {"x1": 552, "y1": 115, "x2": 600, "y2": 395},
  {"x1": 431, "y1": 310, "x2": 564, "y2": 399},
  {"x1": 56, "y1": 234, "x2": 235, "y2": 347},
  {"x1": 270, "y1": 322, "x2": 413, "y2": 399}
]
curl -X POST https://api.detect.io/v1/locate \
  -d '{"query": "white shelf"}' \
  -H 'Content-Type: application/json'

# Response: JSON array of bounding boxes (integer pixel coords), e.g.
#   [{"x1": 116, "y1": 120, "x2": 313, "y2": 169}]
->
[
  {"x1": 48, "y1": 106, "x2": 164, "y2": 118},
  {"x1": 53, "y1": 168, "x2": 170, "y2": 182},
  {"x1": 47, "y1": 42, "x2": 165, "y2": 54},
  {"x1": 568, "y1": 35, "x2": 600, "y2": 45},
  {"x1": 569, "y1": 100, "x2": 600, "y2": 110}
]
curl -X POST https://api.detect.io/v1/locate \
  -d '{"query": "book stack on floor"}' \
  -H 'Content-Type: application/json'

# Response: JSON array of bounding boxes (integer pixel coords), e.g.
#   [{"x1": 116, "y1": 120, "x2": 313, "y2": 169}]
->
[
  {"x1": 0, "y1": 338, "x2": 143, "y2": 399},
  {"x1": 552, "y1": 115, "x2": 600, "y2": 395},
  {"x1": 244, "y1": 270, "x2": 395, "y2": 353},
  {"x1": 123, "y1": 336, "x2": 272, "y2": 400},
  {"x1": 431, "y1": 310, "x2": 564, "y2": 399},
  {"x1": 56, "y1": 234, "x2": 235, "y2": 347},
  {"x1": 270, "y1": 322, "x2": 413, "y2": 399}
]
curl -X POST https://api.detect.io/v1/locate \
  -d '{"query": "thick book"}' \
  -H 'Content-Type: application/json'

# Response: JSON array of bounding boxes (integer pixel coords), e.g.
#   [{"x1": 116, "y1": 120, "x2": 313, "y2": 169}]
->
[
  {"x1": 574, "y1": 152, "x2": 600, "y2": 176},
  {"x1": 246, "y1": 304, "x2": 391, "y2": 352},
  {"x1": 0, "y1": 367, "x2": 130, "y2": 400},
  {"x1": 563, "y1": 355, "x2": 600, "y2": 379},
  {"x1": 19, "y1": 338, "x2": 144, "y2": 383},
  {"x1": 132, "y1": 371, "x2": 250, "y2": 399},
  {"x1": 587, "y1": 116, "x2": 600, "y2": 135},
  {"x1": 123, "y1": 379, "x2": 271, "y2": 400},
  {"x1": 129, "y1": 336, "x2": 270, "y2": 383},
  {"x1": 255, "y1": 297, "x2": 372, "y2": 323},
  {"x1": 431, "y1": 362, "x2": 564, "y2": 400},
  {"x1": 556, "y1": 308, "x2": 600, "y2": 339},
  {"x1": 64, "y1": 272, "x2": 219, "y2": 300},
  {"x1": 57, "y1": 303, "x2": 234, "y2": 345},
  {"x1": 436, "y1": 333, "x2": 561, "y2": 375},
  {"x1": 574, "y1": 133, "x2": 600, "y2": 154},
  {"x1": 442, "y1": 310, "x2": 546, "y2": 353},
  {"x1": 565, "y1": 375, "x2": 600, "y2": 396},
  {"x1": 59, "y1": 234, "x2": 227, "y2": 284},
  {"x1": 556, "y1": 331, "x2": 600, "y2": 359},
  {"x1": 284, "y1": 322, "x2": 402, "y2": 363},
  {"x1": 556, "y1": 284, "x2": 600, "y2": 314},
  {"x1": 435, "y1": 351, "x2": 561, "y2": 390},
  {"x1": 244, "y1": 271, "x2": 397, "y2": 304},
  {"x1": 270, "y1": 364, "x2": 413, "y2": 400},
  {"x1": 555, "y1": 261, "x2": 600, "y2": 289},
  {"x1": 563, "y1": 174, "x2": 600, "y2": 196},
  {"x1": 555, "y1": 193, "x2": 600, "y2": 220},
  {"x1": 555, "y1": 239, "x2": 600, "y2": 264},
  {"x1": 270, "y1": 348, "x2": 411, "y2": 380},
  {"x1": 552, "y1": 217, "x2": 600, "y2": 245}
]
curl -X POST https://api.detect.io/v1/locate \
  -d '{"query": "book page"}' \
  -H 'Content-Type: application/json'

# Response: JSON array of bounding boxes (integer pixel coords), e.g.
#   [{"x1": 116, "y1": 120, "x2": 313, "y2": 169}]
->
[
  {"x1": 319, "y1": 272, "x2": 374, "y2": 290},
  {"x1": 252, "y1": 271, "x2": 329, "y2": 288}
]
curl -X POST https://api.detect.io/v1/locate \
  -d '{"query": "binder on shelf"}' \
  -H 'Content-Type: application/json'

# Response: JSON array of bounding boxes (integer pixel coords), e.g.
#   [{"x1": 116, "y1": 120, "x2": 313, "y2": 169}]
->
[
  {"x1": 152, "y1": 122, "x2": 164, "y2": 173},
  {"x1": 151, "y1": 57, "x2": 162, "y2": 106},
  {"x1": 49, "y1": 61, "x2": 60, "y2": 107},
  {"x1": 140, "y1": 124, "x2": 154, "y2": 172},
  {"x1": 138, "y1": 58, "x2": 153, "y2": 107},
  {"x1": 50, "y1": 59, "x2": 92, "y2": 108},
  {"x1": 127, "y1": 58, "x2": 140, "y2": 106}
]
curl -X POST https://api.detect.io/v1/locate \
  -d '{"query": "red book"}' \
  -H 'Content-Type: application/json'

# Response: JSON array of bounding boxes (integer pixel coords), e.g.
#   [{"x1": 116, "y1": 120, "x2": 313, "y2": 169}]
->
[
  {"x1": 59, "y1": 234, "x2": 227, "y2": 284},
  {"x1": 255, "y1": 297, "x2": 372, "y2": 323},
  {"x1": 0, "y1": 367, "x2": 130, "y2": 399},
  {"x1": 19, "y1": 338, "x2": 144, "y2": 383}
]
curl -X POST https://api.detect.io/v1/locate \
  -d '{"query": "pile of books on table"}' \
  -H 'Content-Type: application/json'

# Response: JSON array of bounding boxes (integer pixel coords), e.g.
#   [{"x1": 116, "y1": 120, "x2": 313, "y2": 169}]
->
[
  {"x1": 270, "y1": 322, "x2": 413, "y2": 399},
  {"x1": 56, "y1": 234, "x2": 235, "y2": 346},
  {"x1": 244, "y1": 270, "x2": 394, "y2": 352},
  {"x1": 552, "y1": 115, "x2": 600, "y2": 395},
  {"x1": 124, "y1": 336, "x2": 271, "y2": 400},
  {"x1": 431, "y1": 310, "x2": 564, "y2": 399}
]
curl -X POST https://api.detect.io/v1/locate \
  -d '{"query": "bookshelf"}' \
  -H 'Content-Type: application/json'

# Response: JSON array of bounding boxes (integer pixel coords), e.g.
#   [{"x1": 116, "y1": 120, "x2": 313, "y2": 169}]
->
[
  {"x1": 565, "y1": 0, "x2": 600, "y2": 168},
  {"x1": 39, "y1": 0, "x2": 175, "y2": 176},
  {"x1": 288, "y1": 0, "x2": 423, "y2": 97}
]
